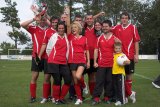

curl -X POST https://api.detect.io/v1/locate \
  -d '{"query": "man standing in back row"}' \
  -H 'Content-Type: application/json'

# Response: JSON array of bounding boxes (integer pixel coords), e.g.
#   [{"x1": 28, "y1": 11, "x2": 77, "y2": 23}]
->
[{"x1": 112, "y1": 12, "x2": 140, "y2": 103}]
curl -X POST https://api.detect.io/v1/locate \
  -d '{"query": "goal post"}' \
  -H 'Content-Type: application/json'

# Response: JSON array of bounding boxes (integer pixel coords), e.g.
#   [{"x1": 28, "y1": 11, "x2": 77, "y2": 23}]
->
[{"x1": 8, "y1": 49, "x2": 32, "y2": 60}]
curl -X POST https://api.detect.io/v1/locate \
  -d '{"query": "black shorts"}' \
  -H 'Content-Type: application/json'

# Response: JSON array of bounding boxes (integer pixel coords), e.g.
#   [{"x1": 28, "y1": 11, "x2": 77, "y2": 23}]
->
[
  {"x1": 69, "y1": 63, "x2": 86, "y2": 71},
  {"x1": 125, "y1": 60, "x2": 135, "y2": 74},
  {"x1": 84, "y1": 59, "x2": 97, "y2": 74},
  {"x1": 31, "y1": 58, "x2": 47, "y2": 72},
  {"x1": 48, "y1": 63, "x2": 70, "y2": 74}
]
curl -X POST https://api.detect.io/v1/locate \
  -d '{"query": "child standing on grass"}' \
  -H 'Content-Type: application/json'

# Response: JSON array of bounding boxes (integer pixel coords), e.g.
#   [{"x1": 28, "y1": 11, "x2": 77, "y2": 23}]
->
[{"x1": 112, "y1": 42, "x2": 130, "y2": 106}]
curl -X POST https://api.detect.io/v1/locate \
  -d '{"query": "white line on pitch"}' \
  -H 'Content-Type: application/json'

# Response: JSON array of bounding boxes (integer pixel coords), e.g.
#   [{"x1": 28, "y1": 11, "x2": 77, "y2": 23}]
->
[{"x1": 134, "y1": 73, "x2": 153, "y2": 81}]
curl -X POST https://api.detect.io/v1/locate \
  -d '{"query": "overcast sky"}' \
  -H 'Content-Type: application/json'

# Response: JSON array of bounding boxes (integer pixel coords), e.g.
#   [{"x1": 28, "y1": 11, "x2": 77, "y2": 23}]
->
[{"x1": 0, "y1": 0, "x2": 34, "y2": 48}]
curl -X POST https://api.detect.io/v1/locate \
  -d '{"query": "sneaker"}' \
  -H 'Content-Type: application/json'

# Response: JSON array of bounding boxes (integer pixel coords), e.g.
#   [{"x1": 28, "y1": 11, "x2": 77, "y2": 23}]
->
[
  {"x1": 48, "y1": 96, "x2": 52, "y2": 101},
  {"x1": 129, "y1": 91, "x2": 136, "y2": 103},
  {"x1": 60, "y1": 99, "x2": 67, "y2": 104},
  {"x1": 152, "y1": 82, "x2": 160, "y2": 88},
  {"x1": 75, "y1": 99, "x2": 82, "y2": 105},
  {"x1": 92, "y1": 99, "x2": 100, "y2": 105},
  {"x1": 125, "y1": 97, "x2": 128, "y2": 104},
  {"x1": 103, "y1": 97, "x2": 110, "y2": 104},
  {"x1": 29, "y1": 97, "x2": 36, "y2": 103},
  {"x1": 51, "y1": 98, "x2": 55, "y2": 103},
  {"x1": 115, "y1": 101, "x2": 122, "y2": 106},
  {"x1": 40, "y1": 98, "x2": 47, "y2": 104},
  {"x1": 83, "y1": 83, "x2": 89, "y2": 95},
  {"x1": 55, "y1": 100, "x2": 61, "y2": 105}
]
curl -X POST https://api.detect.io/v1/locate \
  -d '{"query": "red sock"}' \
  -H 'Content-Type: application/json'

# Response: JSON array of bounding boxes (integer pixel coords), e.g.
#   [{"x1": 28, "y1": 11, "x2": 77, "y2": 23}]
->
[
  {"x1": 89, "y1": 82, "x2": 95, "y2": 95},
  {"x1": 74, "y1": 84, "x2": 82, "y2": 100},
  {"x1": 52, "y1": 85, "x2": 60, "y2": 100},
  {"x1": 125, "y1": 80, "x2": 132, "y2": 96},
  {"x1": 30, "y1": 83, "x2": 36, "y2": 98},
  {"x1": 94, "y1": 97, "x2": 100, "y2": 102},
  {"x1": 43, "y1": 83, "x2": 50, "y2": 99},
  {"x1": 60, "y1": 84, "x2": 70, "y2": 100},
  {"x1": 79, "y1": 77, "x2": 86, "y2": 89}
]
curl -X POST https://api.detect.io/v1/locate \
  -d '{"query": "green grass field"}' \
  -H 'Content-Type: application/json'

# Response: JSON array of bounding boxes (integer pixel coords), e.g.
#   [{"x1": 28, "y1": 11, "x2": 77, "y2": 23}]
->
[{"x1": 0, "y1": 60, "x2": 160, "y2": 107}]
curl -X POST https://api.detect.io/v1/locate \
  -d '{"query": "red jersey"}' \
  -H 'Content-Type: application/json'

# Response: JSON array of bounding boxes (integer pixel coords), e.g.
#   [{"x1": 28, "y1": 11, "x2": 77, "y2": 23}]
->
[
  {"x1": 112, "y1": 24, "x2": 140, "y2": 59},
  {"x1": 84, "y1": 26, "x2": 97, "y2": 59},
  {"x1": 48, "y1": 35, "x2": 68, "y2": 64},
  {"x1": 68, "y1": 34, "x2": 89, "y2": 64},
  {"x1": 43, "y1": 27, "x2": 56, "y2": 58},
  {"x1": 27, "y1": 25, "x2": 46, "y2": 58},
  {"x1": 95, "y1": 34, "x2": 115, "y2": 67}
]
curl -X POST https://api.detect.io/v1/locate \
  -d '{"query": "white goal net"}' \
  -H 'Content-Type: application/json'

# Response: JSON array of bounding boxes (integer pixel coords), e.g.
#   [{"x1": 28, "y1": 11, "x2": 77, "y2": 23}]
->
[{"x1": 8, "y1": 49, "x2": 32, "y2": 60}]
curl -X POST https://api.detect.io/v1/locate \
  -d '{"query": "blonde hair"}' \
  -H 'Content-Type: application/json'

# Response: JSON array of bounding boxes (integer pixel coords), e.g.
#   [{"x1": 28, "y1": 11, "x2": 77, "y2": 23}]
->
[{"x1": 71, "y1": 21, "x2": 82, "y2": 34}]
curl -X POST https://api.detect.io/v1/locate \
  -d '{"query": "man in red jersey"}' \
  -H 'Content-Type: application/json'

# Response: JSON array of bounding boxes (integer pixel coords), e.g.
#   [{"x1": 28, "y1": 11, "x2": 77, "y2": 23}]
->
[
  {"x1": 92, "y1": 20, "x2": 116, "y2": 105},
  {"x1": 112, "y1": 12, "x2": 140, "y2": 103},
  {"x1": 84, "y1": 13, "x2": 97, "y2": 96},
  {"x1": 38, "y1": 16, "x2": 57, "y2": 104},
  {"x1": 20, "y1": 15, "x2": 48, "y2": 103}
]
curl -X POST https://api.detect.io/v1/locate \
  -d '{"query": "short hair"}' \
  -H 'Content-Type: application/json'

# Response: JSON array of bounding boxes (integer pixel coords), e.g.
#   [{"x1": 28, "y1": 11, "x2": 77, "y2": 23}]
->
[
  {"x1": 114, "y1": 42, "x2": 122, "y2": 47},
  {"x1": 71, "y1": 21, "x2": 82, "y2": 34},
  {"x1": 50, "y1": 16, "x2": 59, "y2": 22},
  {"x1": 102, "y1": 20, "x2": 112, "y2": 27},
  {"x1": 57, "y1": 21, "x2": 66, "y2": 31},
  {"x1": 120, "y1": 12, "x2": 130, "y2": 19},
  {"x1": 75, "y1": 14, "x2": 82, "y2": 18}
]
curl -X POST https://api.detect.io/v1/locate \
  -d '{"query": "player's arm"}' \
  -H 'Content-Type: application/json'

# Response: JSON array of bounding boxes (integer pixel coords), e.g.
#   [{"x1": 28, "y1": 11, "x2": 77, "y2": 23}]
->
[
  {"x1": 20, "y1": 15, "x2": 41, "y2": 29},
  {"x1": 86, "y1": 50, "x2": 90, "y2": 69},
  {"x1": 94, "y1": 48, "x2": 98, "y2": 68},
  {"x1": 65, "y1": 6, "x2": 71, "y2": 35},
  {"x1": 124, "y1": 60, "x2": 131, "y2": 65},
  {"x1": 93, "y1": 11, "x2": 105, "y2": 20},
  {"x1": 38, "y1": 44, "x2": 47, "y2": 59},
  {"x1": 134, "y1": 42, "x2": 139, "y2": 63}
]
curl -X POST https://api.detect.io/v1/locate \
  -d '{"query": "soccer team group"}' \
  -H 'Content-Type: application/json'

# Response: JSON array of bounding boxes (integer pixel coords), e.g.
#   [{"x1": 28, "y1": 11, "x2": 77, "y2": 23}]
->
[{"x1": 20, "y1": 6, "x2": 140, "y2": 106}]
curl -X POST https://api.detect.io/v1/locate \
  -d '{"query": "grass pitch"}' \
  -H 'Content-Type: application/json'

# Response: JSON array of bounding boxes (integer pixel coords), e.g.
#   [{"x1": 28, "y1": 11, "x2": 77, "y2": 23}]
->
[{"x1": 0, "y1": 60, "x2": 160, "y2": 107}]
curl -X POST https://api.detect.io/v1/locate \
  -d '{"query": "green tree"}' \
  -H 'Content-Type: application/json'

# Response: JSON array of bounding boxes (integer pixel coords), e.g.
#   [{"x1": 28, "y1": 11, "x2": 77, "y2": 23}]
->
[
  {"x1": 0, "y1": 42, "x2": 15, "y2": 55},
  {"x1": 0, "y1": 0, "x2": 30, "y2": 49}
]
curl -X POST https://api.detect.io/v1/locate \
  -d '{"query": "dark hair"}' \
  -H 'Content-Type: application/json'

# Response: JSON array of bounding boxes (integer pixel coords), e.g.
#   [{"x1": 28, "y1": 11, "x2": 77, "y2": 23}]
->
[
  {"x1": 57, "y1": 21, "x2": 67, "y2": 33},
  {"x1": 94, "y1": 20, "x2": 102, "y2": 37},
  {"x1": 75, "y1": 14, "x2": 82, "y2": 19},
  {"x1": 114, "y1": 42, "x2": 122, "y2": 47},
  {"x1": 50, "y1": 16, "x2": 60, "y2": 22},
  {"x1": 120, "y1": 12, "x2": 130, "y2": 19},
  {"x1": 102, "y1": 20, "x2": 112, "y2": 27}
]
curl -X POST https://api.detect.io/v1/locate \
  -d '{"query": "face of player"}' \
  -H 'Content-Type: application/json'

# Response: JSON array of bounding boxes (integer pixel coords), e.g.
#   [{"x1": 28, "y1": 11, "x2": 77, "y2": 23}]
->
[
  {"x1": 102, "y1": 23, "x2": 111, "y2": 34},
  {"x1": 58, "y1": 25, "x2": 65, "y2": 36},
  {"x1": 75, "y1": 17, "x2": 82, "y2": 25},
  {"x1": 121, "y1": 15, "x2": 129, "y2": 26},
  {"x1": 61, "y1": 14, "x2": 67, "y2": 22},
  {"x1": 114, "y1": 46, "x2": 122, "y2": 53},
  {"x1": 95, "y1": 22, "x2": 102, "y2": 31},
  {"x1": 39, "y1": 18, "x2": 46, "y2": 28},
  {"x1": 51, "y1": 19, "x2": 58, "y2": 29},
  {"x1": 72, "y1": 24, "x2": 80, "y2": 35},
  {"x1": 86, "y1": 15, "x2": 94, "y2": 27}
]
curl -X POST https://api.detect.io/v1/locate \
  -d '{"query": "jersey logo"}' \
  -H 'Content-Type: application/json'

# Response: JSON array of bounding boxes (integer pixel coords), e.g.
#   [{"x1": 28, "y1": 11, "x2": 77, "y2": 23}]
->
[{"x1": 101, "y1": 40, "x2": 104, "y2": 42}]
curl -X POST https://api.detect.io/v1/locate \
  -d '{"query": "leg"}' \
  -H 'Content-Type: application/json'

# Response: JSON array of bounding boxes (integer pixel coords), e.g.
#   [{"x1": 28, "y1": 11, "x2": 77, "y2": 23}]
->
[{"x1": 104, "y1": 67, "x2": 112, "y2": 101}]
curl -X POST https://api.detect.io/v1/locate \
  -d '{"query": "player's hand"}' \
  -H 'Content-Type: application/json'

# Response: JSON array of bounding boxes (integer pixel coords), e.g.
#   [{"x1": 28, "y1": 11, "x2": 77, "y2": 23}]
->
[
  {"x1": 100, "y1": 11, "x2": 105, "y2": 16},
  {"x1": 33, "y1": 14, "x2": 42, "y2": 22},
  {"x1": 124, "y1": 60, "x2": 130, "y2": 65},
  {"x1": 114, "y1": 37, "x2": 121, "y2": 43},
  {"x1": 34, "y1": 53, "x2": 41, "y2": 65},
  {"x1": 134, "y1": 54, "x2": 139, "y2": 63},
  {"x1": 94, "y1": 62, "x2": 98, "y2": 68},
  {"x1": 86, "y1": 61, "x2": 90, "y2": 69}
]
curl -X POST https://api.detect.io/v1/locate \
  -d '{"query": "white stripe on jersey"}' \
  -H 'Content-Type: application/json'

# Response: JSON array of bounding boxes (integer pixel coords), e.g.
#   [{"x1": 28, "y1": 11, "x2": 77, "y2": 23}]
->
[
  {"x1": 127, "y1": 38, "x2": 133, "y2": 56},
  {"x1": 70, "y1": 41, "x2": 74, "y2": 60},
  {"x1": 34, "y1": 33, "x2": 39, "y2": 53},
  {"x1": 53, "y1": 46, "x2": 56, "y2": 60},
  {"x1": 133, "y1": 25, "x2": 138, "y2": 40}
]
